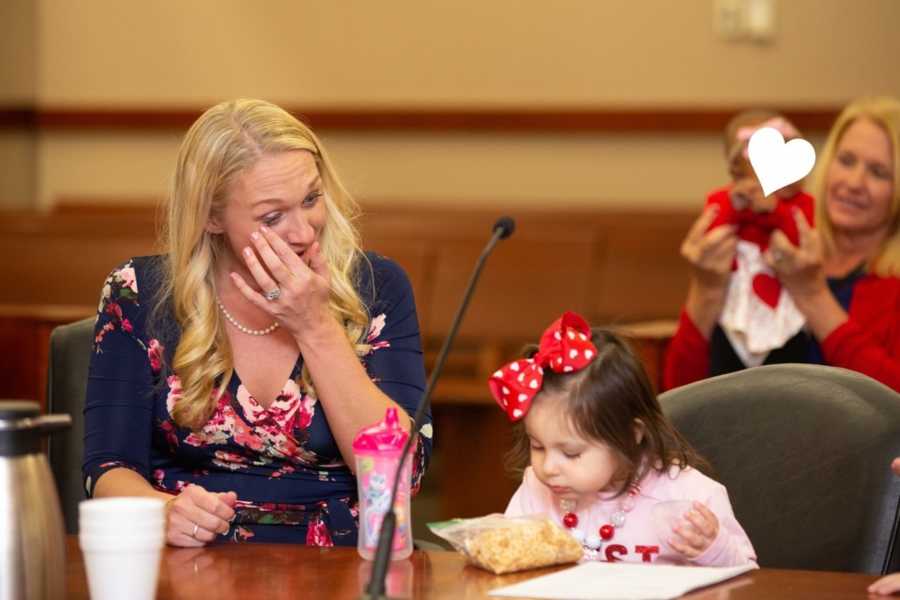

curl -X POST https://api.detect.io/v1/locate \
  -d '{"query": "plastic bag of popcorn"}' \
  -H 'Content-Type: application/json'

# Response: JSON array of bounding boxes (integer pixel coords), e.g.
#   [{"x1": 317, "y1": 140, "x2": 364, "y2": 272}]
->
[{"x1": 428, "y1": 514, "x2": 582, "y2": 574}]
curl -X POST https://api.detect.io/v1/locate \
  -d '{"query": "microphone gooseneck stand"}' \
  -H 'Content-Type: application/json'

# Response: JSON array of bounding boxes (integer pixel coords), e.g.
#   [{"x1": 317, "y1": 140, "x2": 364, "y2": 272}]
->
[{"x1": 360, "y1": 217, "x2": 516, "y2": 600}]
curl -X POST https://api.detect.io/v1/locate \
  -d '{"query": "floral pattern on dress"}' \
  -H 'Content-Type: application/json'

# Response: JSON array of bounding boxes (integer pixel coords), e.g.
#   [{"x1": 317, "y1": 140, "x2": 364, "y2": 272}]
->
[
  {"x1": 233, "y1": 500, "x2": 314, "y2": 526},
  {"x1": 84, "y1": 254, "x2": 432, "y2": 547},
  {"x1": 367, "y1": 313, "x2": 391, "y2": 352},
  {"x1": 159, "y1": 419, "x2": 180, "y2": 452},
  {"x1": 151, "y1": 469, "x2": 190, "y2": 493},
  {"x1": 166, "y1": 377, "x2": 323, "y2": 472},
  {"x1": 148, "y1": 339, "x2": 164, "y2": 374},
  {"x1": 306, "y1": 515, "x2": 334, "y2": 546},
  {"x1": 213, "y1": 497, "x2": 357, "y2": 546},
  {"x1": 94, "y1": 260, "x2": 143, "y2": 351},
  {"x1": 213, "y1": 450, "x2": 250, "y2": 471},
  {"x1": 181, "y1": 390, "x2": 236, "y2": 449},
  {"x1": 233, "y1": 527, "x2": 255, "y2": 542}
]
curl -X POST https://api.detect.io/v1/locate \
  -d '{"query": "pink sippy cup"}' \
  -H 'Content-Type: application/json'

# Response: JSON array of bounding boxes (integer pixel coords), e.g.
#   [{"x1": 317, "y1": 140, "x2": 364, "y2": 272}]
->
[{"x1": 352, "y1": 407, "x2": 414, "y2": 560}]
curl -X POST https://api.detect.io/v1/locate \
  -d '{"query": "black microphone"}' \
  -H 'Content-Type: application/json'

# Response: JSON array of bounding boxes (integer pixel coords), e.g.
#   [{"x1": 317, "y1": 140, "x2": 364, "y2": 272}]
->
[
  {"x1": 361, "y1": 216, "x2": 516, "y2": 599},
  {"x1": 493, "y1": 216, "x2": 515, "y2": 239}
]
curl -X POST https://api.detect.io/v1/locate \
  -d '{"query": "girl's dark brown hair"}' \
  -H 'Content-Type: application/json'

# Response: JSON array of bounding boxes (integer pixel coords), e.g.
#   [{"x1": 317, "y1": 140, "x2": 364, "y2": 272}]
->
[{"x1": 506, "y1": 328, "x2": 711, "y2": 496}]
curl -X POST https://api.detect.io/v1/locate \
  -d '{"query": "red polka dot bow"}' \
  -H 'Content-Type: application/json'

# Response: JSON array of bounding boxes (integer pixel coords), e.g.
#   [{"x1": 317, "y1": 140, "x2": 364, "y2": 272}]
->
[{"x1": 488, "y1": 311, "x2": 599, "y2": 422}]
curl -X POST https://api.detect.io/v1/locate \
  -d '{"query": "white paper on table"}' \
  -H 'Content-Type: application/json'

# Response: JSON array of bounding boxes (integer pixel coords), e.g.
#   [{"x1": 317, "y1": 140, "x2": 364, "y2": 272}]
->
[{"x1": 488, "y1": 561, "x2": 755, "y2": 600}]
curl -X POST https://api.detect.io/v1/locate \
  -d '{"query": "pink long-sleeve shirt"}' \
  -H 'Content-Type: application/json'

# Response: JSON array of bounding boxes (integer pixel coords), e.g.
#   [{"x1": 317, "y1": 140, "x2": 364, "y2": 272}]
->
[{"x1": 505, "y1": 466, "x2": 758, "y2": 568}]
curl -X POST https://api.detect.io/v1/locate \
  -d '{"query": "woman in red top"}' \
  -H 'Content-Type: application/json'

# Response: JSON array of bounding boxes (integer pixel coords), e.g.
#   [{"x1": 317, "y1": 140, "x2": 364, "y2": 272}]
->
[{"x1": 664, "y1": 96, "x2": 900, "y2": 392}]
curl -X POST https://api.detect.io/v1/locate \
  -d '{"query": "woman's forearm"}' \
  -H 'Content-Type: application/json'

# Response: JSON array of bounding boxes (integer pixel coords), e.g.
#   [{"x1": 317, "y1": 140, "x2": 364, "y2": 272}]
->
[
  {"x1": 295, "y1": 318, "x2": 409, "y2": 471},
  {"x1": 684, "y1": 279, "x2": 729, "y2": 339},
  {"x1": 93, "y1": 467, "x2": 173, "y2": 501},
  {"x1": 791, "y1": 287, "x2": 848, "y2": 341}
]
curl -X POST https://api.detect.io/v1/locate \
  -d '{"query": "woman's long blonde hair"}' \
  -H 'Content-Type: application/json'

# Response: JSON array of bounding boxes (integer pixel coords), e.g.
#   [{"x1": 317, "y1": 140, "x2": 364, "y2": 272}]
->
[
  {"x1": 810, "y1": 96, "x2": 900, "y2": 276},
  {"x1": 160, "y1": 98, "x2": 370, "y2": 430}
]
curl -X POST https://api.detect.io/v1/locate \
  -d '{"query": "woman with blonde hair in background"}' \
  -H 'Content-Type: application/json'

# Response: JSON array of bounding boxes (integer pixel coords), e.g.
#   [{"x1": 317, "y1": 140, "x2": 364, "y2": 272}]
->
[
  {"x1": 664, "y1": 96, "x2": 900, "y2": 392},
  {"x1": 83, "y1": 99, "x2": 431, "y2": 546}
]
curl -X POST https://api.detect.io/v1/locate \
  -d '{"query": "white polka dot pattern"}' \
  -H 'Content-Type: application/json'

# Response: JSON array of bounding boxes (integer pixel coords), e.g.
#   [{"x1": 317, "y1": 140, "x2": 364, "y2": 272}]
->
[{"x1": 487, "y1": 311, "x2": 599, "y2": 422}]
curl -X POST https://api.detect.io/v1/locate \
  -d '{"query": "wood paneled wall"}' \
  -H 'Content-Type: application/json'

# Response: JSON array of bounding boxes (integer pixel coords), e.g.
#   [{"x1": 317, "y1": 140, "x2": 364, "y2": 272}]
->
[{"x1": 0, "y1": 202, "x2": 687, "y2": 519}]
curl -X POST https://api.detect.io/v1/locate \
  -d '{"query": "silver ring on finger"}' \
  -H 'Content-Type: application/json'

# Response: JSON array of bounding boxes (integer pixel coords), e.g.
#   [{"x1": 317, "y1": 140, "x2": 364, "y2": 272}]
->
[
  {"x1": 191, "y1": 523, "x2": 199, "y2": 538},
  {"x1": 264, "y1": 287, "x2": 282, "y2": 302}
]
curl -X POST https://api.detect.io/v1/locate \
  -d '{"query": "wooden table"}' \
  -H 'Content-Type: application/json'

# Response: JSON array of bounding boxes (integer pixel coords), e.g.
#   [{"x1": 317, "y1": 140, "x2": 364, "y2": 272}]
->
[{"x1": 65, "y1": 537, "x2": 880, "y2": 599}]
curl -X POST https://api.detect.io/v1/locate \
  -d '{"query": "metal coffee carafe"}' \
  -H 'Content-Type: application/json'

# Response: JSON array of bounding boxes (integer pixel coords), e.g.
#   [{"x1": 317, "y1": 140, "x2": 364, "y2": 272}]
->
[{"x1": 0, "y1": 400, "x2": 71, "y2": 600}]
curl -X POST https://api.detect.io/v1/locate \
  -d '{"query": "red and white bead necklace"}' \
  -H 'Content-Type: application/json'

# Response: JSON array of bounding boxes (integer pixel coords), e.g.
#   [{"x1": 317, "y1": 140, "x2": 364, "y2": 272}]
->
[{"x1": 560, "y1": 484, "x2": 640, "y2": 552}]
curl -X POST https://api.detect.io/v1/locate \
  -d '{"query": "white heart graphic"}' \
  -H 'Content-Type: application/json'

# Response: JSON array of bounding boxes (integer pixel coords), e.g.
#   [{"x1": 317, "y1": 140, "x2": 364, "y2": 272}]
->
[{"x1": 747, "y1": 127, "x2": 816, "y2": 197}]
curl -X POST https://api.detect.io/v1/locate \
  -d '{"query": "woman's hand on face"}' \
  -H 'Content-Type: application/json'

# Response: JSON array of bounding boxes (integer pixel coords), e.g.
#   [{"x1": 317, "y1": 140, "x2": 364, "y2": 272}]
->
[
  {"x1": 165, "y1": 485, "x2": 237, "y2": 547},
  {"x1": 668, "y1": 501, "x2": 720, "y2": 559},
  {"x1": 764, "y1": 209, "x2": 828, "y2": 301},
  {"x1": 230, "y1": 226, "x2": 333, "y2": 338},
  {"x1": 681, "y1": 206, "x2": 738, "y2": 292}
]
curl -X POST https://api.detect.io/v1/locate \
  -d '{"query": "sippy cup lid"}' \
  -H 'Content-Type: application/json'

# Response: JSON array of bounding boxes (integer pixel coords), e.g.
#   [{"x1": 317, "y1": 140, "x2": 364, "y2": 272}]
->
[{"x1": 352, "y1": 407, "x2": 409, "y2": 454}]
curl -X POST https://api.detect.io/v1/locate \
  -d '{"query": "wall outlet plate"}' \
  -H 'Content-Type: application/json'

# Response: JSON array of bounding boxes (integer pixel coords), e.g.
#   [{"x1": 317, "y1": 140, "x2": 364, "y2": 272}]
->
[
  {"x1": 714, "y1": 0, "x2": 776, "y2": 43},
  {"x1": 714, "y1": 0, "x2": 745, "y2": 40}
]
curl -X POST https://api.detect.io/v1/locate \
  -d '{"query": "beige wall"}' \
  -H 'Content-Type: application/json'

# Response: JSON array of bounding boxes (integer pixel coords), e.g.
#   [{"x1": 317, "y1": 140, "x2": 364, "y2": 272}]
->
[
  {"x1": 0, "y1": 0, "x2": 36, "y2": 207},
  {"x1": 35, "y1": 0, "x2": 900, "y2": 106},
  {"x1": 0, "y1": 0, "x2": 35, "y2": 104},
  {"x1": 6, "y1": 0, "x2": 900, "y2": 209}
]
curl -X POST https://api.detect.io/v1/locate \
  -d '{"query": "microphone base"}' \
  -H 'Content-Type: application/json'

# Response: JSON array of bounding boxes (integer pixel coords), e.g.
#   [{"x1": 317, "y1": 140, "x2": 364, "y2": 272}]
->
[{"x1": 357, "y1": 594, "x2": 403, "y2": 600}]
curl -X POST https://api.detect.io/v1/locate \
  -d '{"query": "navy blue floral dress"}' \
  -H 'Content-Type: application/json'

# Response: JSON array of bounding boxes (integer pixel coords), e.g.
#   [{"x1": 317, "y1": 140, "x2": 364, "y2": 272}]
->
[{"x1": 82, "y1": 253, "x2": 431, "y2": 546}]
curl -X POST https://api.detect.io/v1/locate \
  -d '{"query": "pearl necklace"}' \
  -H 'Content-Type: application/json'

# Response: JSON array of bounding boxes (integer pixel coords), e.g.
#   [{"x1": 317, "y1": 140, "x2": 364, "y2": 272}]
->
[
  {"x1": 217, "y1": 300, "x2": 279, "y2": 336},
  {"x1": 560, "y1": 484, "x2": 639, "y2": 554}
]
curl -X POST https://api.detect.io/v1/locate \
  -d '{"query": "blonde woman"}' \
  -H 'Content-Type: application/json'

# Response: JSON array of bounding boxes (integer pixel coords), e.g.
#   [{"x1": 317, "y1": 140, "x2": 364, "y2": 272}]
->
[
  {"x1": 83, "y1": 99, "x2": 431, "y2": 547},
  {"x1": 664, "y1": 96, "x2": 900, "y2": 392}
]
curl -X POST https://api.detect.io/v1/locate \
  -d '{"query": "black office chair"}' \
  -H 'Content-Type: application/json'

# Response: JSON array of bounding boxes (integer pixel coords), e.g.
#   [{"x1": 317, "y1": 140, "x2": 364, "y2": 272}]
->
[
  {"x1": 659, "y1": 363, "x2": 900, "y2": 574},
  {"x1": 46, "y1": 317, "x2": 94, "y2": 534}
]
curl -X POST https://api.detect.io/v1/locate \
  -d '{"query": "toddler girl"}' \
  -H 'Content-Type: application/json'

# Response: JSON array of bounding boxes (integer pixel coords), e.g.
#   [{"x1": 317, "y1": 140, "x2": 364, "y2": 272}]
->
[
  {"x1": 490, "y1": 311, "x2": 757, "y2": 567},
  {"x1": 706, "y1": 110, "x2": 816, "y2": 367}
]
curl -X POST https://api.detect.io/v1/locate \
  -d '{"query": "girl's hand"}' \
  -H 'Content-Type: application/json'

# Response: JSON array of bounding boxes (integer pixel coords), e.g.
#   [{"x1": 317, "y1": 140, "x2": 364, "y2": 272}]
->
[
  {"x1": 165, "y1": 485, "x2": 237, "y2": 547},
  {"x1": 230, "y1": 226, "x2": 333, "y2": 340},
  {"x1": 680, "y1": 206, "x2": 739, "y2": 292},
  {"x1": 668, "y1": 501, "x2": 720, "y2": 559},
  {"x1": 868, "y1": 572, "x2": 900, "y2": 595}
]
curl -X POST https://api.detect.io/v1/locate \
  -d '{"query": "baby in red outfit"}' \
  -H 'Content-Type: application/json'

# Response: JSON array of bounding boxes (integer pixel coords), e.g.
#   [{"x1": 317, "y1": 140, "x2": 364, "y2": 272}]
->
[{"x1": 705, "y1": 110, "x2": 815, "y2": 366}]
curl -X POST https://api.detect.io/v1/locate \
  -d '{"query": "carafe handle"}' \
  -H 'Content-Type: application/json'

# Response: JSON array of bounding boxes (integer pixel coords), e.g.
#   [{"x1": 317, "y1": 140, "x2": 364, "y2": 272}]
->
[{"x1": 37, "y1": 413, "x2": 72, "y2": 434}]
